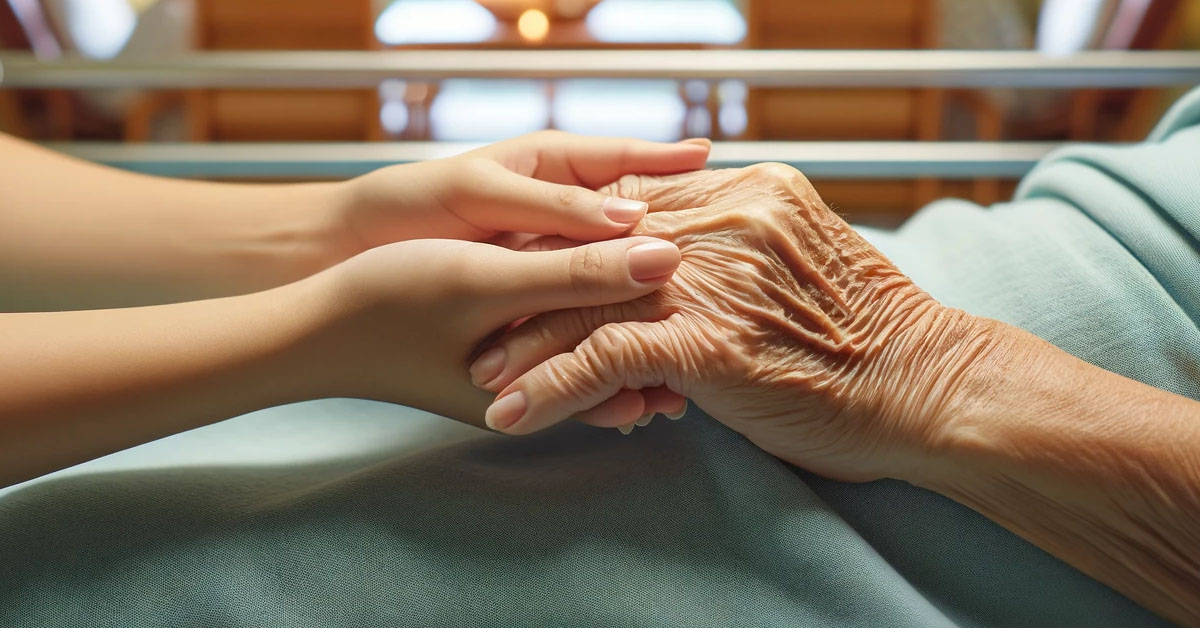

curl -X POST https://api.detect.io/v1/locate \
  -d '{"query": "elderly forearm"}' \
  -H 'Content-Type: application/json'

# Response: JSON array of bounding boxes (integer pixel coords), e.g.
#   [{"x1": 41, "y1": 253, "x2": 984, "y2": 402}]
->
[
  {"x1": 0, "y1": 134, "x2": 353, "y2": 309},
  {"x1": 914, "y1": 323, "x2": 1200, "y2": 625},
  {"x1": 0, "y1": 277, "x2": 333, "y2": 488},
  {"x1": 476, "y1": 162, "x2": 1200, "y2": 621}
]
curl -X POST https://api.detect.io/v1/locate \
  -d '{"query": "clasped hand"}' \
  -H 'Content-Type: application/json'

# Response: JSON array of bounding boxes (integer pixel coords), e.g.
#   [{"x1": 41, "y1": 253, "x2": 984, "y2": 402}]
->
[
  {"x1": 290, "y1": 131, "x2": 707, "y2": 426},
  {"x1": 473, "y1": 164, "x2": 1000, "y2": 483}
]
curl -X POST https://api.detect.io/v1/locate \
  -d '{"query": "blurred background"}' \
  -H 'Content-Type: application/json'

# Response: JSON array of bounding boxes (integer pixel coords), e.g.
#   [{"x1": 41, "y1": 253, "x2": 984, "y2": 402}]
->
[{"x1": 1, "y1": 0, "x2": 1198, "y2": 225}]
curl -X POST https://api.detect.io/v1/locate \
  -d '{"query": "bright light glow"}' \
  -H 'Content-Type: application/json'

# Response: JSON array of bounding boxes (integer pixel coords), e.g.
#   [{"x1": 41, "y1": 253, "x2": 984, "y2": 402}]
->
[
  {"x1": 380, "y1": 101, "x2": 410, "y2": 135},
  {"x1": 55, "y1": 0, "x2": 137, "y2": 59},
  {"x1": 685, "y1": 106, "x2": 711, "y2": 138},
  {"x1": 375, "y1": 0, "x2": 496, "y2": 45},
  {"x1": 430, "y1": 80, "x2": 550, "y2": 141},
  {"x1": 586, "y1": 0, "x2": 745, "y2": 44},
  {"x1": 718, "y1": 103, "x2": 747, "y2": 137},
  {"x1": 554, "y1": 80, "x2": 686, "y2": 142},
  {"x1": 518, "y1": 9, "x2": 551, "y2": 42},
  {"x1": 1035, "y1": 0, "x2": 1107, "y2": 56},
  {"x1": 378, "y1": 79, "x2": 407, "y2": 101},
  {"x1": 717, "y1": 79, "x2": 747, "y2": 104}
]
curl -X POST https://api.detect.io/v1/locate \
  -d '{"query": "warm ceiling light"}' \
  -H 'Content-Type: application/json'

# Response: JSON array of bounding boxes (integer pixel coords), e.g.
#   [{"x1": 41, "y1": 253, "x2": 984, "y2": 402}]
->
[{"x1": 518, "y1": 9, "x2": 550, "y2": 42}]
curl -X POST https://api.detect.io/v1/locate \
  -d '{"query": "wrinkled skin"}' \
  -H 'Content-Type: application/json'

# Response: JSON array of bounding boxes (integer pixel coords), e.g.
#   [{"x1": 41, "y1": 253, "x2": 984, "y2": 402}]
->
[{"x1": 481, "y1": 164, "x2": 996, "y2": 482}]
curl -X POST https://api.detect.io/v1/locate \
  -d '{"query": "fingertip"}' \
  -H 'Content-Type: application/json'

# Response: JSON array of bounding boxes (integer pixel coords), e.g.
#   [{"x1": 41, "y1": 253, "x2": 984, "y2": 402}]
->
[
  {"x1": 485, "y1": 390, "x2": 527, "y2": 432},
  {"x1": 678, "y1": 138, "x2": 712, "y2": 167},
  {"x1": 665, "y1": 400, "x2": 688, "y2": 420},
  {"x1": 627, "y1": 238, "x2": 681, "y2": 284},
  {"x1": 641, "y1": 386, "x2": 687, "y2": 417},
  {"x1": 602, "y1": 196, "x2": 648, "y2": 225},
  {"x1": 573, "y1": 388, "x2": 645, "y2": 428},
  {"x1": 625, "y1": 138, "x2": 711, "y2": 175},
  {"x1": 468, "y1": 346, "x2": 507, "y2": 390}
]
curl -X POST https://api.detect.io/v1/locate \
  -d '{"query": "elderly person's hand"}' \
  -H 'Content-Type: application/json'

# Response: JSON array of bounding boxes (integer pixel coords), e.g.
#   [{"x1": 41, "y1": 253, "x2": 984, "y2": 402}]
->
[
  {"x1": 468, "y1": 163, "x2": 990, "y2": 482},
  {"x1": 470, "y1": 164, "x2": 1200, "y2": 624}
]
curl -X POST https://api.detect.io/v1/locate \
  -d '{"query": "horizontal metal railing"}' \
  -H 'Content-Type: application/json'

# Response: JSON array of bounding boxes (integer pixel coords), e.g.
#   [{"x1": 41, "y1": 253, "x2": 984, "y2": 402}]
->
[
  {"x1": 44, "y1": 141, "x2": 1070, "y2": 179},
  {"x1": 4, "y1": 50, "x2": 1200, "y2": 88}
]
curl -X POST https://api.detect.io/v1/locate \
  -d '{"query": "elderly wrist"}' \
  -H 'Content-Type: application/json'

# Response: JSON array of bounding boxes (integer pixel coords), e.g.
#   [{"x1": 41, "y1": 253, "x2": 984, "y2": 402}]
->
[
  {"x1": 868, "y1": 307, "x2": 1012, "y2": 484},
  {"x1": 898, "y1": 315, "x2": 1068, "y2": 491}
]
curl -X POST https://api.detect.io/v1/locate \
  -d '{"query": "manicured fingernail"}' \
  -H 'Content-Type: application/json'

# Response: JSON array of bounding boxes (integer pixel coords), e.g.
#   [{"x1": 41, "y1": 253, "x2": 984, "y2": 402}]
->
[
  {"x1": 666, "y1": 401, "x2": 687, "y2": 420},
  {"x1": 485, "y1": 391, "x2": 526, "y2": 431},
  {"x1": 627, "y1": 241, "x2": 680, "y2": 282},
  {"x1": 635, "y1": 414, "x2": 654, "y2": 427},
  {"x1": 603, "y1": 197, "x2": 648, "y2": 223},
  {"x1": 680, "y1": 137, "x2": 711, "y2": 148},
  {"x1": 617, "y1": 423, "x2": 635, "y2": 435},
  {"x1": 469, "y1": 347, "x2": 506, "y2": 388}
]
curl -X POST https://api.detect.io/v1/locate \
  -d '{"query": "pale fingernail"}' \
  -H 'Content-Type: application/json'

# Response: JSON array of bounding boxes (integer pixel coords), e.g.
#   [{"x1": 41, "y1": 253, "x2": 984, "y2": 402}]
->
[
  {"x1": 603, "y1": 197, "x2": 648, "y2": 223},
  {"x1": 469, "y1": 347, "x2": 506, "y2": 388},
  {"x1": 666, "y1": 401, "x2": 687, "y2": 420},
  {"x1": 635, "y1": 414, "x2": 653, "y2": 427},
  {"x1": 627, "y1": 241, "x2": 680, "y2": 282},
  {"x1": 617, "y1": 423, "x2": 635, "y2": 435},
  {"x1": 485, "y1": 391, "x2": 526, "y2": 431}
]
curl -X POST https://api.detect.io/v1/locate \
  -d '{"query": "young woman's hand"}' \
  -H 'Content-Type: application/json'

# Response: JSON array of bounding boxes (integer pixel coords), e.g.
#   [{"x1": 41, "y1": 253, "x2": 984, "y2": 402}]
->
[
  {"x1": 294, "y1": 235, "x2": 685, "y2": 427},
  {"x1": 336, "y1": 131, "x2": 711, "y2": 250},
  {"x1": 0, "y1": 209, "x2": 682, "y2": 486},
  {"x1": 0, "y1": 132, "x2": 707, "y2": 310}
]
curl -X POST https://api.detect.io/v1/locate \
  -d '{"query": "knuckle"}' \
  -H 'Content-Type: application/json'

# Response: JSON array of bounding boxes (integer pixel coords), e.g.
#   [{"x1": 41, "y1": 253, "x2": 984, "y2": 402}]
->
[
  {"x1": 577, "y1": 324, "x2": 629, "y2": 379},
  {"x1": 554, "y1": 185, "x2": 587, "y2": 210},
  {"x1": 542, "y1": 357, "x2": 596, "y2": 403},
  {"x1": 637, "y1": 211, "x2": 676, "y2": 239},
  {"x1": 746, "y1": 161, "x2": 800, "y2": 183},
  {"x1": 568, "y1": 245, "x2": 607, "y2": 294},
  {"x1": 729, "y1": 203, "x2": 781, "y2": 234},
  {"x1": 601, "y1": 173, "x2": 645, "y2": 201},
  {"x1": 744, "y1": 162, "x2": 816, "y2": 205},
  {"x1": 529, "y1": 310, "x2": 591, "y2": 349}
]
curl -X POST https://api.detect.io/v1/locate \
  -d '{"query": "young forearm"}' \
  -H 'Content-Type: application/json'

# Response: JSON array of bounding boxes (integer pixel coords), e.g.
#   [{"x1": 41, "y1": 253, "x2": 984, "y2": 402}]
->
[
  {"x1": 0, "y1": 134, "x2": 354, "y2": 309},
  {"x1": 915, "y1": 324, "x2": 1200, "y2": 625},
  {"x1": 0, "y1": 276, "x2": 334, "y2": 488}
]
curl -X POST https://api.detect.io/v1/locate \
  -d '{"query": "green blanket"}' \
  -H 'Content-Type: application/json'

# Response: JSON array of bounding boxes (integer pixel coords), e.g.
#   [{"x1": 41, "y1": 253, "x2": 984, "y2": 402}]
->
[{"x1": 3, "y1": 89, "x2": 1198, "y2": 627}]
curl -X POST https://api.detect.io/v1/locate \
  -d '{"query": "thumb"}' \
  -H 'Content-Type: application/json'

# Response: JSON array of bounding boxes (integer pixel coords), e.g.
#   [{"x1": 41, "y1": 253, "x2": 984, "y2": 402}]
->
[
  {"x1": 471, "y1": 236, "x2": 680, "y2": 323},
  {"x1": 484, "y1": 320, "x2": 677, "y2": 435},
  {"x1": 462, "y1": 162, "x2": 651, "y2": 240}
]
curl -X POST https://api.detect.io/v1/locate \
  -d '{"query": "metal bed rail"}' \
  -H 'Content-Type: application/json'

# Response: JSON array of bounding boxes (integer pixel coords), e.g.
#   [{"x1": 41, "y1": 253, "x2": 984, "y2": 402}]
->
[
  {"x1": 45, "y1": 141, "x2": 1070, "y2": 179},
  {"x1": 4, "y1": 50, "x2": 1200, "y2": 88}
]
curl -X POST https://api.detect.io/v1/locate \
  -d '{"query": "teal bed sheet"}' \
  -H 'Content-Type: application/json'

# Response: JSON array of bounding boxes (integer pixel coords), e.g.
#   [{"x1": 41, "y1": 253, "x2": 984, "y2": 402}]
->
[{"x1": 2, "y1": 89, "x2": 1198, "y2": 627}]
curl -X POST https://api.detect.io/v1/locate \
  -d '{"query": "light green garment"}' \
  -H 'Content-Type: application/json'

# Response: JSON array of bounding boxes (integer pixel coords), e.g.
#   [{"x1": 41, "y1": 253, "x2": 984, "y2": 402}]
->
[{"x1": 3, "y1": 90, "x2": 1198, "y2": 627}]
